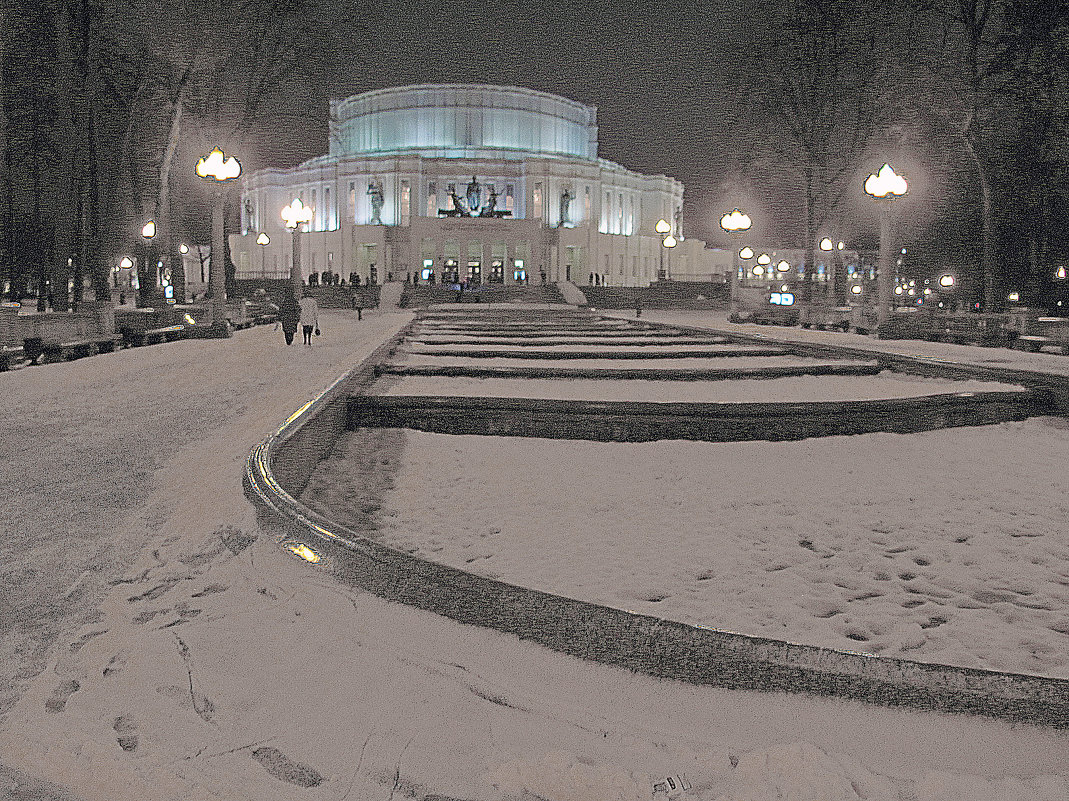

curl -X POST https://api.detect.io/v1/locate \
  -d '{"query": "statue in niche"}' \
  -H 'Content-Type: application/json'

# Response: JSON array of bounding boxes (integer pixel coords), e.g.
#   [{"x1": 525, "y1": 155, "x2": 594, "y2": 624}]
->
[
  {"x1": 367, "y1": 181, "x2": 384, "y2": 224},
  {"x1": 674, "y1": 206, "x2": 683, "y2": 239},
  {"x1": 243, "y1": 197, "x2": 253, "y2": 223},
  {"x1": 465, "y1": 176, "x2": 482, "y2": 215},
  {"x1": 559, "y1": 187, "x2": 573, "y2": 227},
  {"x1": 480, "y1": 185, "x2": 499, "y2": 217}
]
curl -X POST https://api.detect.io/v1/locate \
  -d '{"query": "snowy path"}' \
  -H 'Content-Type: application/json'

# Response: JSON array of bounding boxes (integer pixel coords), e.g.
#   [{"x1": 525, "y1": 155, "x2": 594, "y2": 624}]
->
[{"x1": 0, "y1": 306, "x2": 1065, "y2": 800}]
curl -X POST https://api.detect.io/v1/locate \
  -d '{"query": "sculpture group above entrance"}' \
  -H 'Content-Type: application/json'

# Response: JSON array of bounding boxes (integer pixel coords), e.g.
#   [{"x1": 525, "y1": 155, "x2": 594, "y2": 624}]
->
[{"x1": 439, "y1": 176, "x2": 512, "y2": 218}]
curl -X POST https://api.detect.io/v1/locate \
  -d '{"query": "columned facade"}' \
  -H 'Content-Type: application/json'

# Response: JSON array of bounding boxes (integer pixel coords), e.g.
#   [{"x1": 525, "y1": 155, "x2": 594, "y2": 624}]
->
[{"x1": 231, "y1": 84, "x2": 714, "y2": 287}]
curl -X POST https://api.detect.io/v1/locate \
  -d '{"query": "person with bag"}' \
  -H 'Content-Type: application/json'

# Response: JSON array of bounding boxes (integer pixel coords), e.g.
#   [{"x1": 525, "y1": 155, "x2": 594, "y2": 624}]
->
[{"x1": 298, "y1": 289, "x2": 320, "y2": 346}]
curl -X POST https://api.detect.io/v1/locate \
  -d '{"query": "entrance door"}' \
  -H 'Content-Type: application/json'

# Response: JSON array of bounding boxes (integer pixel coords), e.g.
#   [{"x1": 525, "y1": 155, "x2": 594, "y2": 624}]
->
[
  {"x1": 467, "y1": 261, "x2": 481, "y2": 285},
  {"x1": 565, "y1": 264, "x2": 571, "y2": 281},
  {"x1": 489, "y1": 260, "x2": 504, "y2": 283},
  {"x1": 444, "y1": 259, "x2": 459, "y2": 284}
]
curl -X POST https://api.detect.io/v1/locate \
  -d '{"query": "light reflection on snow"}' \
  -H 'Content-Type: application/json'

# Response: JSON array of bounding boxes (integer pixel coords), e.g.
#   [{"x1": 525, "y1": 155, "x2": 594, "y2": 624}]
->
[{"x1": 283, "y1": 541, "x2": 321, "y2": 563}]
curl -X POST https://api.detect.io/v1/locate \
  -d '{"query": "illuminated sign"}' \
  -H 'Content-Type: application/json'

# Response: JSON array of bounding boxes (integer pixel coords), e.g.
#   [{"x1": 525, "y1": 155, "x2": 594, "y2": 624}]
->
[{"x1": 769, "y1": 292, "x2": 795, "y2": 306}]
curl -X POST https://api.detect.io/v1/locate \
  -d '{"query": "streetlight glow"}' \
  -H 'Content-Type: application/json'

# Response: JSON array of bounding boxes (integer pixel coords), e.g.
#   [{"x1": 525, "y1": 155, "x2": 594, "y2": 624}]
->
[
  {"x1": 819, "y1": 237, "x2": 833, "y2": 251},
  {"x1": 939, "y1": 275, "x2": 955, "y2": 288},
  {"x1": 1057, "y1": 266, "x2": 1066, "y2": 280},
  {"x1": 739, "y1": 247, "x2": 754, "y2": 259},
  {"x1": 141, "y1": 221, "x2": 156, "y2": 239},
  {"x1": 119, "y1": 257, "x2": 133, "y2": 269},
  {"x1": 655, "y1": 218, "x2": 671, "y2": 235},
  {"x1": 757, "y1": 253, "x2": 771, "y2": 265},
  {"x1": 851, "y1": 285, "x2": 862, "y2": 294},
  {"x1": 179, "y1": 244, "x2": 189, "y2": 254},
  {"x1": 663, "y1": 235, "x2": 677, "y2": 248},
  {"x1": 282, "y1": 198, "x2": 314, "y2": 229},
  {"x1": 256, "y1": 232, "x2": 271, "y2": 246},
  {"x1": 863, "y1": 164, "x2": 908, "y2": 199},
  {"x1": 719, "y1": 209, "x2": 752, "y2": 232},
  {"x1": 195, "y1": 147, "x2": 242, "y2": 181},
  {"x1": 776, "y1": 260, "x2": 790, "y2": 272}
]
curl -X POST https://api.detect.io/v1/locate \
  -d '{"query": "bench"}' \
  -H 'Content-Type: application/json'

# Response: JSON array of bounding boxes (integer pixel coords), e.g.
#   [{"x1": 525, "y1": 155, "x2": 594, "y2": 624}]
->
[
  {"x1": 121, "y1": 324, "x2": 186, "y2": 347},
  {"x1": 0, "y1": 345, "x2": 24, "y2": 371},
  {"x1": 1015, "y1": 335, "x2": 1053, "y2": 352}
]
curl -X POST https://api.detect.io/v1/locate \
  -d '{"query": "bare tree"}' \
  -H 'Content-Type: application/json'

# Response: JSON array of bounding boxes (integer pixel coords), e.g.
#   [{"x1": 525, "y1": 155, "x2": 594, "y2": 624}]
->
[{"x1": 744, "y1": 0, "x2": 920, "y2": 305}]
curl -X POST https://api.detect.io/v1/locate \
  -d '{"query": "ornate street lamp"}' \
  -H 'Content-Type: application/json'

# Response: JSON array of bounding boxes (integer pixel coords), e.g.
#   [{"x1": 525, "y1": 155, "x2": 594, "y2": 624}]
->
[
  {"x1": 282, "y1": 198, "x2": 314, "y2": 295},
  {"x1": 720, "y1": 209, "x2": 752, "y2": 302},
  {"x1": 196, "y1": 146, "x2": 242, "y2": 330},
  {"x1": 864, "y1": 163, "x2": 908, "y2": 329},
  {"x1": 256, "y1": 232, "x2": 270, "y2": 277}
]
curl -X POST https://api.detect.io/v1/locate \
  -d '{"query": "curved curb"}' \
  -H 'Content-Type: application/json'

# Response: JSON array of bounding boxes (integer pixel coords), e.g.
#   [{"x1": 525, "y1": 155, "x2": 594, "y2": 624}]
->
[{"x1": 244, "y1": 318, "x2": 1069, "y2": 729}]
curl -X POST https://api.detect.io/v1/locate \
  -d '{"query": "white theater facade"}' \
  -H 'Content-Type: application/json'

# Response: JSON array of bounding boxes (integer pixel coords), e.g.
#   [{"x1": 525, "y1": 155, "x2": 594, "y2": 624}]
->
[{"x1": 231, "y1": 84, "x2": 716, "y2": 287}]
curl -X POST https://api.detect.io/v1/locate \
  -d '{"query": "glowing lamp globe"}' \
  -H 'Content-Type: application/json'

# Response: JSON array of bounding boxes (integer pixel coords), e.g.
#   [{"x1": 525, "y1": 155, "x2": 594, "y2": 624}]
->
[
  {"x1": 851, "y1": 285, "x2": 862, "y2": 295},
  {"x1": 119, "y1": 256, "x2": 133, "y2": 269},
  {"x1": 720, "y1": 209, "x2": 752, "y2": 233},
  {"x1": 655, "y1": 219, "x2": 671, "y2": 235},
  {"x1": 256, "y1": 232, "x2": 271, "y2": 246},
  {"x1": 819, "y1": 237, "x2": 833, "y2": 251},
  {"x1": 864, "y1": 164, "x2": 908, "y2": 199},
  {"x1": 663, "y1": 235, "x2": 677, "y2": 248},
  {"x1": 776, "y1": 260, "x2": 790, "y2": 272},
  {"x1": 739, "y1": 247, "x2": 754, "y2": 260},
  {"x1": 196, "y1": 147, "x2": 242, "y2": 181},
  {"x1": 939, "y1": 275, "x2": 954, "y2": 288},
  {"x1": 141, "y1": 220, "x2": 156, "y2": 239},
  {"x1": 757, "y1": 253, "x2": 771, "y2": 265},
  {"x1": 282, "y1": 198, "x2": 314, "y2": 229}
]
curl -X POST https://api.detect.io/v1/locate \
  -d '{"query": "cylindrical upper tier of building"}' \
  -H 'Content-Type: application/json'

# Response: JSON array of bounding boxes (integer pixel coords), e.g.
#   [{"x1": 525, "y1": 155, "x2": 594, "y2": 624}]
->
[{"x1": 329, "y1": 84, "x2": 599, "y2": 161}]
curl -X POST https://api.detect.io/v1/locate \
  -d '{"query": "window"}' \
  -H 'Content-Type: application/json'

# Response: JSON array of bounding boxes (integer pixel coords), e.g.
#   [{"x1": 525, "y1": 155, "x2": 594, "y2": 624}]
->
[
  {"x1": 427, "y1": 182, "x2": 437, "y2": 216},
  {"x1": 584, "y1": 186, "x2": 591, "y2": 223},
  {"x1": 325, "y1": 188, "x2": 332, "y2": 230},
  {"x1": 311, "y1": 190, "x2": 317, "y2": 230},
  {"x1": 447, "y1": 183, "x2": 457, "y2": 210},
  {"x1": 401, "y1": 180, "x2": 410, "y2": 226},
  {"x1": 533, "y1": 182, "x2": 542, "y2": 218},
  {"x1": 506, "y1": 184, "x2": 514, "y2": 213},
  {"x1": 619, "y1": 254, "x2": 625, "y2": 275},
  {"x1": 616, "y1": 193, "x2": 623, "y2": 234},
  {"x1": 349, "y1": 183, "x2": 356, "y2": 221}
]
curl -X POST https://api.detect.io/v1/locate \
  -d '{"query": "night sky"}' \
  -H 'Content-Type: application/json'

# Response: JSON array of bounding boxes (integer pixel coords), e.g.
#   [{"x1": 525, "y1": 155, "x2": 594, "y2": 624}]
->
[{"x1": 242, "y1": 0, "x2": 757, "y2": 246}]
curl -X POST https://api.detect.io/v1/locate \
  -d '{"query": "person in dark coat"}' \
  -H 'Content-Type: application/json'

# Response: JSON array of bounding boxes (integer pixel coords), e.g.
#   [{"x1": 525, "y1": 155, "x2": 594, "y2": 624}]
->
[{"x1": 278, "y1": 289, "x2": 299, "y2": 345}]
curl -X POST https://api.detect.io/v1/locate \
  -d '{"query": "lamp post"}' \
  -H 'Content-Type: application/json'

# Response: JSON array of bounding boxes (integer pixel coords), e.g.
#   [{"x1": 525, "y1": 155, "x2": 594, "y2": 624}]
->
[
  {"x1": 195, "y1": 146, "x2": 242, "y2": 331},
  {"x1": 720, "y1": 209, "x2": 752, "y2": 305},
  {"x1": 663, "y1": 234, "x2": 676, "y2": 280},
  {"x1": 256, "y1": 232, "x2": 270, "y2": 277},
  {"x1": 655, "y1": 218, "x2": 671, "y2": 280},
  {"x1": 282, "y1": 198, "x2": 313, "y2": 297},
  {"x1": 863, "y1": 163, "x2": 908, "y2": 330}
]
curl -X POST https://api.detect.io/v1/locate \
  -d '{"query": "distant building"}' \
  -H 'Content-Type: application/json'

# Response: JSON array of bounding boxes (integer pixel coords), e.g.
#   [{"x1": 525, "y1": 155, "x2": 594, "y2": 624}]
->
[{"x1": 230, "y1": 84, "x2": 717, "y2": 286}]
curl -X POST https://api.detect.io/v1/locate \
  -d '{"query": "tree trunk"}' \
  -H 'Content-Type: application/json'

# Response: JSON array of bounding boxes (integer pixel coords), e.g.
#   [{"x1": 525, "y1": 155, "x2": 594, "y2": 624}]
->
[
  {"x1": 0, "y1": 0, "x2": 8, "y2": 299},
  {"x1": 157, "y1": 80, "x2": 189, "y2": 303}
]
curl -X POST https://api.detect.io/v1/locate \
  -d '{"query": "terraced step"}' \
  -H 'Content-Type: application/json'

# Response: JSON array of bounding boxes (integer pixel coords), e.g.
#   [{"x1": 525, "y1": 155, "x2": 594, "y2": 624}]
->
[
  {"x1": 376, "y1": 362, "x2": 883, "y2": 381},
  {"x1": 349, "y1": 389, "x2": 1051, "y2": 442}
]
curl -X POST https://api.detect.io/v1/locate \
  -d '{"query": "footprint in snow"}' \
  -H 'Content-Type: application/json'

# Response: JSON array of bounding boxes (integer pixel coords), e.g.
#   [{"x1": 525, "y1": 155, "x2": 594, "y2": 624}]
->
[
  {"x1": 113, "y1": 716, "x2": 138, "y2": 752},
  {"x1": 44, "y1": 680, "x2": 79, "y2": 713}
]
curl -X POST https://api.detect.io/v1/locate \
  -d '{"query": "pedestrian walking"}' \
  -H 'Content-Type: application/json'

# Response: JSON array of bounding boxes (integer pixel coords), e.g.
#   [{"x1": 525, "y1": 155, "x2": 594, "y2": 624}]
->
[
  {"x1": 299, "y1": 290, "x2": 320, "y2": 345},
  {"x1": 278, "y1": 289, "x2": 299, "y2": 346}
]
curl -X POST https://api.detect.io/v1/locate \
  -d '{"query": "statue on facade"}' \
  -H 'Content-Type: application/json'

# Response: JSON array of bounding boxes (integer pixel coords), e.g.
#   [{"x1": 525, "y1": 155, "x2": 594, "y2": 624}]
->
[
  {"x1": 480, "y1": 185, "x2": 499, "y2": 217},
  {"x1": 465, "y1": 176, "x2": 482, "y2": 215},
  {"x1": 367, "y1": 180, "x2": 384, "y2": 224},
  {"x1": 449, "y1": 189, "x2": 468, "y2": 216},
  {"x1": 674, "y1": 205, "x2": 683, "y2": 240},
  {"x1": 559, "y1": 187, "x2": 573, "y2": 227}
]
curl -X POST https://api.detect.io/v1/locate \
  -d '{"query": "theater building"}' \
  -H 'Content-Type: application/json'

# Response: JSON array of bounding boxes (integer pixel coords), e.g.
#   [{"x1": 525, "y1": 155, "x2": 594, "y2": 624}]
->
[{"x1": 231, "y1": 84, "x2": 715, "y2": 287}]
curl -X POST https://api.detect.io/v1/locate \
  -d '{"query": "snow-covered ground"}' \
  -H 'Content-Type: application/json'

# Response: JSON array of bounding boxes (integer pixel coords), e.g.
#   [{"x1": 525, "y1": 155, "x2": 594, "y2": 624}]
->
[
  {"x1": 304, "y1": 421, "x2": 1069, "y2": 678},
  {"x1": 0, "y1": 306, "x2": 1065, "y2": 800},
  {"x1": 376, "y1": 371, "x2": 1024, "y2": 403}
]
